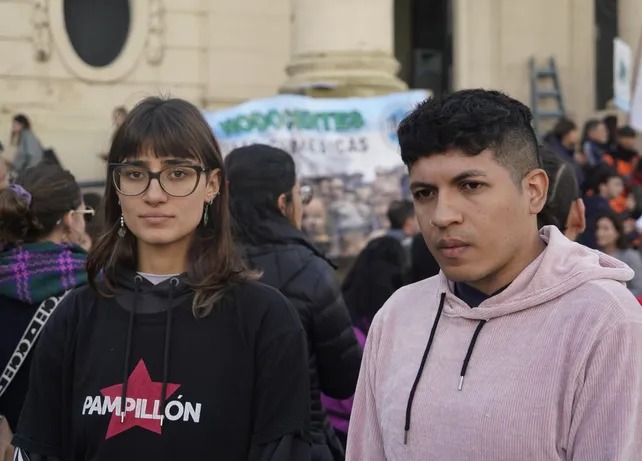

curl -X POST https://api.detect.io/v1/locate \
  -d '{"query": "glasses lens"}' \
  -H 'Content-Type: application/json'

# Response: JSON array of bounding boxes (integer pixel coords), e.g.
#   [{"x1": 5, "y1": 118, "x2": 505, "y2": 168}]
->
[
  {"x1": 113, "y1": 166, "x2": 150, "y2": 196},
  {"x1": 301, "y1": 185, "x2": 313, "y2": 205},
  {"x1": 159, "y1": 166, "x2": 200, "y2": 197}
]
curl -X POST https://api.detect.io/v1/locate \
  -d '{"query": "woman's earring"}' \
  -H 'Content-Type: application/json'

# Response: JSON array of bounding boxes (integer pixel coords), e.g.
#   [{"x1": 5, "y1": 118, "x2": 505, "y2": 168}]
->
[
  {"x1": 118, "y1": 214, "x2": 127, "y2": 237},
  {"x1": 203, "y1": 198, "x2": 214, "y2": 226}
]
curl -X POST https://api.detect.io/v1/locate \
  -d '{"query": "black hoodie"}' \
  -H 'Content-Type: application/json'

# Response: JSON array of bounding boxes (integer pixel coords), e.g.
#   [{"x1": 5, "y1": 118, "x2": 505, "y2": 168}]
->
[{"x1": 13, "y1": 270, "x2": 311, "y2": 461}]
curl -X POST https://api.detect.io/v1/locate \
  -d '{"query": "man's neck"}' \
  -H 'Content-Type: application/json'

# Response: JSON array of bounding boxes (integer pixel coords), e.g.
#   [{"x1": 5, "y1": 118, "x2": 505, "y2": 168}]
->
[{"x1": 466, "y1": 236, "x2": 546, "y2": 296}]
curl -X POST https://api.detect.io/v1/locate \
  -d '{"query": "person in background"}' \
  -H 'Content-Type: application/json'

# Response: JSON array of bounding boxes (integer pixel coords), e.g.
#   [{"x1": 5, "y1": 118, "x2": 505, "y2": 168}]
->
[
  {"x1": 610, "y1": 125, "x2": 640, "y2": 179},
  {"x1": 603, "y1": 114, "x2": 619, "y2": 152},
  {"x1": 543, "y1": 118, "x2": 584, "y2": 185},
  {"x1": 0, "y1": 159, "x2": 9, "y2": 189},
  {"x1": 9, "y1": 114, "x2": 44, "y2": 174},
  {"x1": 12, "y1": 98, "x2": 311, "y2": 461},
  {"x1": 580, "y1": 165, "x2": 625, "y2": 249},
  {"x1": 595, "y1": 212, "x2": 642, "y2": 296},
  {"x1": 81, "y1": 192, "x2": 104, "y2": 250},
  {"x1": 0, "y1": 163, "x2": 89, "y2": 448},
  {"x1": 347, "y1": 89, "x2": 642, "y2": 460},
  {"x1": 112, "y1": 106, "x2": 128, "y2": 131},
  {"x1": 581, "y1": 119, "x2": 610, "y2": 167},
  {"x1": 227, "y1": 144, "x2": 362, "y2": 461},
  {"x1": 537, "y1": 145, "x2": 586, "y2": 241}
]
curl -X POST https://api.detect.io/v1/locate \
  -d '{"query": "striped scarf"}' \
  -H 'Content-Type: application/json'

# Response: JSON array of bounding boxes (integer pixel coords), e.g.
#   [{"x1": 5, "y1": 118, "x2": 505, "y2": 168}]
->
[{"x1": 0, "y1": 242, "x2": 87, "y2": 305}]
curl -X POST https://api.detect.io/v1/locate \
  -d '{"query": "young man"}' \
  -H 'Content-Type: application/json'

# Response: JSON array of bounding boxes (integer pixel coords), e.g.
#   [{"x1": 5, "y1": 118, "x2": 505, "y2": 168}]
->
[{"x1": 346, "y1": 89, "x2": 642, "y2": 460}]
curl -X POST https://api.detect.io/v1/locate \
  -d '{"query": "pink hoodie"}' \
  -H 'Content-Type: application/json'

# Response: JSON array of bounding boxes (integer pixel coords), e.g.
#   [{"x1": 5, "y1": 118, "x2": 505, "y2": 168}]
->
[{"x1": 346, "y1": 226, "x2": 642, "y2": 460}]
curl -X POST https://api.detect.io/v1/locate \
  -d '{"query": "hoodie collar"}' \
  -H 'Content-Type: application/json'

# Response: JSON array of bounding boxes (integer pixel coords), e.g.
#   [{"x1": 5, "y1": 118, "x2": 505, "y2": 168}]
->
[{"x1": 440, "y1": 226, "x2": 634, "y2": 320}]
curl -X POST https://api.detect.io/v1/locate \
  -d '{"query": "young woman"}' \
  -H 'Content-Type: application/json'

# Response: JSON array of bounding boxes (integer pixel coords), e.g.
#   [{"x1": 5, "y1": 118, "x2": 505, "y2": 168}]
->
[
  {"x1": 226, "y1": 144, "x2": 362, "y2": 461},
  {"x1": 595, "y1": 212, "x2": 642, "y2": 296},
  {"x1": 0, "y1": 164, "x2": 89, "y2": 445},
  {"x1": 12, "y1": 98, "x2": 311, "y2": 460}
]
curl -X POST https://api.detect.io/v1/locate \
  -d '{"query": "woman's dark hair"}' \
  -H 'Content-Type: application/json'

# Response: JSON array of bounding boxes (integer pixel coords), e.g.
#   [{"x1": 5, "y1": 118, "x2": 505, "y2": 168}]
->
[
  {"x1": 398, "y1": 89, "x2": 540, "y2": 184},
  {"x1": 83, "y1": 192, "x2": 104, "y2": 243},
  {"x1": 13, "y1": 114, "x2": 31, "y2": 130},
  {"x1": 225, "y1": 144, "x2": 297, "y2": 245},
  {"x1": 0, "y1": 163, "x2": 81, "y2": 245},
  {"x1": 596, "y1": 212, "x2": 628, "y2": 250},
  {"x1": 537, "y1": 145, "x2": 580, "y2": 231},
  {"x1": 581, "y1": 119, "x2": 602, "y2": 144},
  {"x1": 86, "y1": 96, "x2": 256, "y2": 317},
  {"x1": 552, "y1": 118, "x2": 577, "y2": 139}
]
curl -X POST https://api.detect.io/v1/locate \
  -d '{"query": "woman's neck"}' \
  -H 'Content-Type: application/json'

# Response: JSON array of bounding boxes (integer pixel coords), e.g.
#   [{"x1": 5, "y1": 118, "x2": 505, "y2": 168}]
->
[{"x1": 137, "y1": 241, "x2": 190, "y2": 275}]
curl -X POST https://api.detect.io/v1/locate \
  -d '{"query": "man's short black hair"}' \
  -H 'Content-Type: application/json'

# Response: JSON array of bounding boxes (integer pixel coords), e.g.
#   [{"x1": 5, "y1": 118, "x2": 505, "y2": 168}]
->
[
  {"x1": 397, "y1": 89, "x2": 540, "y2": 183},
  {"x1": 387, "y1": 200, "x2": 414, "y2": 229}
]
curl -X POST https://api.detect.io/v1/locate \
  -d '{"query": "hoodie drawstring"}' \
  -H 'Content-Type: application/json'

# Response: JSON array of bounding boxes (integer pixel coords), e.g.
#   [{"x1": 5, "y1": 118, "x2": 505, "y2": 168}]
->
[
  {"x1": 458, "y1": 320, "x2": 486, "y2": 391},
  {"x1": 403, "y1": 293, "x2": 489, "y2": 445},
  {"x1": 120, "y1": 275, "x2": 142, "y2": 423},
  {"x1": 404, "y1": 292, "x2": 446, "y2": 444},
  {"x1": 159, "y1": 277, "x2": 178, "y2": 426}
]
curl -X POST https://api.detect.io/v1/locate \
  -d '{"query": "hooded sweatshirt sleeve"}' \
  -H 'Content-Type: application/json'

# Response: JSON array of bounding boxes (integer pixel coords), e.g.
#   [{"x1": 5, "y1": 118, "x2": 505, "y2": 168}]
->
[
  {"x1": 345, "y1": 312, "x2": 385, "y2": 460},
  {"x1": 567, "y1": 314, "x2": 642, "y2": 459}
]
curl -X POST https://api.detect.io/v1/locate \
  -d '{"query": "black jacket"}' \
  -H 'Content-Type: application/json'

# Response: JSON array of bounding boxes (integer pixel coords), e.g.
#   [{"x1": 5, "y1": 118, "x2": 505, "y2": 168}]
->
[
  {"x1": 242, "y1": 220, "x2": 362, "y2": 456},
  {"x1": 13, "y1": 272, "x2": 311, "y2": 461}
]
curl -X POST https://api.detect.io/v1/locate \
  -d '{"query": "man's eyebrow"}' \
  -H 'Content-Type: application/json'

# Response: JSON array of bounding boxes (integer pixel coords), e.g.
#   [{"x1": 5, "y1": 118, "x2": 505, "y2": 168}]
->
[{"x1": 409, "y1": 170, "x2": 487, "y2": 189}]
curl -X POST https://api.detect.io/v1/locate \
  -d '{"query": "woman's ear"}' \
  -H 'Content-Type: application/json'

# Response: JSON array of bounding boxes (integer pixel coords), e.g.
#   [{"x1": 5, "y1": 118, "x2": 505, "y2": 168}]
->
[
  {"x1": 206, "y1": 168, "x2": 221, "y2": 199},
  {"x1": 277, "y1": 193, "x2": 288, "y2": 216}
]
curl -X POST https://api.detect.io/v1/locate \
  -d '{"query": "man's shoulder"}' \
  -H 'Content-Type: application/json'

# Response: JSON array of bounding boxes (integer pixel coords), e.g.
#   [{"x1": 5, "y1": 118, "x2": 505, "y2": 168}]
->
[{"x1": 372, "y1": 275, "x2": 442, "y2": 325}]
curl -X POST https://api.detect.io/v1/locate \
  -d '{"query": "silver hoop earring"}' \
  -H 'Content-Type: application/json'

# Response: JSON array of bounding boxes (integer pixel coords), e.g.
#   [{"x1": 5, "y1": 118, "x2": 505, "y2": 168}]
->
[{"x1": 118, "y1": 214, "x2": 127, "y2": 237}]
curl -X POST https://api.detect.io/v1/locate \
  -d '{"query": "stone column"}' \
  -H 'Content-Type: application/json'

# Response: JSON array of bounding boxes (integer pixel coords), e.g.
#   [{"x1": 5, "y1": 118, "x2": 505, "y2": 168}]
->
[
  {"x1": 619, "y1": 0, "x2": 642, "y2": 55},
  {"x1": 280, "y1": 0, "x2": 407, "y2": 97}
]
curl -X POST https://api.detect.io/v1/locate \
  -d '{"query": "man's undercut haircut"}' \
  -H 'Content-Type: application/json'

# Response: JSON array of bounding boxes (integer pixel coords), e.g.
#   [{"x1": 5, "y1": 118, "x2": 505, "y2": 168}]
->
[{"x1": 398, "y1": 89, "x2": 541, "y2": 184}]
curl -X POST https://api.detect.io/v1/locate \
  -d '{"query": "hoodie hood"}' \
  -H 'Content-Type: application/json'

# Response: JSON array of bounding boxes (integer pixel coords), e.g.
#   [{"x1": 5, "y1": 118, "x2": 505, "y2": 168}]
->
[
  {"x1": 0, "y1": 242, "x2": 87, "y2": 304},
  {"x1": 438, "y1": 225, "x2": 634, "y2": 321}
]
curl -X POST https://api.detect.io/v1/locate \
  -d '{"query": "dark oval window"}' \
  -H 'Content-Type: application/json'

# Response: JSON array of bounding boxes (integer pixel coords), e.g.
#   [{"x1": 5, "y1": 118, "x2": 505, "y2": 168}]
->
[{"x1": 64, "y1": 0, "x2": 131, "y2": 68}]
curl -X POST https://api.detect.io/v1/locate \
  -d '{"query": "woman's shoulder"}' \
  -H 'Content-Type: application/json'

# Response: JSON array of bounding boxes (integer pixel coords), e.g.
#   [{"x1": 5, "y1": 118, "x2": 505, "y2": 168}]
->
[{"x1": 226, "y1": 281, "x2": 304, "y2": 335}]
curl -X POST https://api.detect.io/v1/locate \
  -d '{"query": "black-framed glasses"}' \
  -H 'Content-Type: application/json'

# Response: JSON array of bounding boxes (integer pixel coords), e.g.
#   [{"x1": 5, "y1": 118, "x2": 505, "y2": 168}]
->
[
  {"x1": 110, "y1": 163, "x2": 211, "y2": 197},
  {"x1": 71, "y1": 206, "x2": 95, "y2": 223}
]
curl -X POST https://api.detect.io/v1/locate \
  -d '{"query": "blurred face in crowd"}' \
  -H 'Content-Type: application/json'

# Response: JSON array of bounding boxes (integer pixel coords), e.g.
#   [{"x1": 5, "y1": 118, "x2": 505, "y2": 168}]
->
[
  {"x1": 604, "y1": 176, "x2": 624, "y2": 199},
  {"x1": 409, "y1": 148, "x2": 547, "y2": 294},
  {"x1": 595, "y1": 217, "x2": 620, "y2": 252},
  {"x1": 619, "y1": 135, "x2": 637, "y2": 151},
  {"x1": 302, "y1": 197, "x2": 328, "y2": 241},
  {"x1": 11, "y1": 119, "x2": 23, "y2": 135},
  {"x1": 589, "y1": 123, "x2": 609, "y2": 144},
  {"x1": 562, "y1": 128, "x2": 580, "y2": 148}
]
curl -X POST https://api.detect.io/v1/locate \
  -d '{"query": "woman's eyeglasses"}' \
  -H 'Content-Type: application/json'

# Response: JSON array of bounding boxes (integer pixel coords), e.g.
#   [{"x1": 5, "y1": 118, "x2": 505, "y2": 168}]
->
[
  {"x1": 110, "y1": 163, "x2": 210, "y2": 197},
  {"x1": 71, "y1": 206, "x2": 95, "y2": 223}
]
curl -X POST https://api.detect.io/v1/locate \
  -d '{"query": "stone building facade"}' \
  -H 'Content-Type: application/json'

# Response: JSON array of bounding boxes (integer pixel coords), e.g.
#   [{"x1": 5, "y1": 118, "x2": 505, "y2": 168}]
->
[{"x1": 0, "y1": 0, "x2": 641, "y2": 181}]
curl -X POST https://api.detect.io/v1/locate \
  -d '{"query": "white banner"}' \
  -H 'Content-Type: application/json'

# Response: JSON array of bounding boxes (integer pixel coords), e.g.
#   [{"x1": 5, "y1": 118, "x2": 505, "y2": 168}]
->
[
  {"x1": 614, "y1": 37, "x2": 633, "y2": 112},
  {"x1": 203, "y1": 90, "x2": 429, "y2": 181}
]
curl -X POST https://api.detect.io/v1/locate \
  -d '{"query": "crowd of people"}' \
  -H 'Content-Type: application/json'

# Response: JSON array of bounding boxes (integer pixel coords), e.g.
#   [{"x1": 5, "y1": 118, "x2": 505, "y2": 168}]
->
[{"x1": 0, "y1": 89, "x2": 642, "y2": 460}]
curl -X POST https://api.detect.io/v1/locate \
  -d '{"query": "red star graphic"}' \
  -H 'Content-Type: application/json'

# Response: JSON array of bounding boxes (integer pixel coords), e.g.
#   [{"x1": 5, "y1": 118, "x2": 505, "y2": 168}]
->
[{"x1": 100, "y1": 359, "x2": 180, "y2": 439}]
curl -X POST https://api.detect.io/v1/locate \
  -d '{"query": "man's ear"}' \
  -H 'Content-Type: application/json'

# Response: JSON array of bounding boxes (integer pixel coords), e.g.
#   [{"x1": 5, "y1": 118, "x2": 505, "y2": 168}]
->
[{"x1": 524, "y1": 168, "x2": 549, "y2": 214}]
